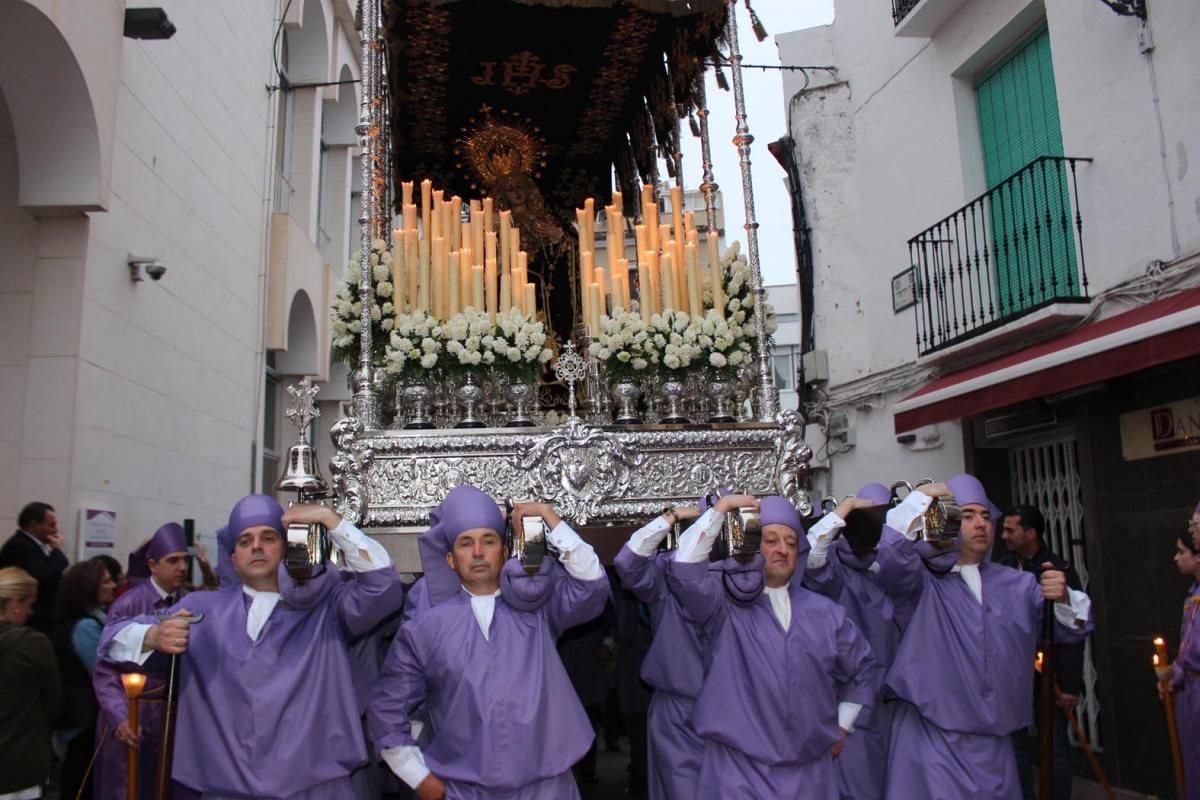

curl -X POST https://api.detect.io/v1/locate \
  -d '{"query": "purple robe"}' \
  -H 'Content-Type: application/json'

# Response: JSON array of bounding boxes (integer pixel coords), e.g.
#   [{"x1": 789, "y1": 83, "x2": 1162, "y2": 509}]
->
[
  {"x1": 1173, "y1": 582, "x2": 1200, "y2": 800},
  {"x1": 874, "y1": 525, "x2": 1093, "y2": 800},
  {"x1": 667, "y1": 558, "x2": 881, "y2": 799},
  {"x1": 92, "y1": 578, "x2": 189, "y2": 800},
  {"x1": 803, "y1": 539, "x2": 899, "y2": 800},
  {"x1": 99, "y1": 564, "x2": 403, "y2": 799},
  {"x1": 614, "y1": 545, "x2": 709, "y2": 800},
  {"x1": 369, "y1": 558, "x2": 609, "y2": 797}
]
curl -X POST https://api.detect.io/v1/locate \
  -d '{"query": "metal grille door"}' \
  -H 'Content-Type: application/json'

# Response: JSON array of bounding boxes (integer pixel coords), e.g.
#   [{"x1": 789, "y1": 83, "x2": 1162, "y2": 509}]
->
[{"x1": 1009, "y1": 438, "x2": 1101, "y2": 747}]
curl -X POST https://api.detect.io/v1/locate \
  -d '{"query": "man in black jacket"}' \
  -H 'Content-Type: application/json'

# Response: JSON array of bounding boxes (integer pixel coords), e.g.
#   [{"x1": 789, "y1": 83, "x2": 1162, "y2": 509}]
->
[
  {"x1": 1001, "y1": 503, "x2": 1085, "y2": 800},
  {"x1": 0, "y1": 502, "x2": 68, "y2": 632}
]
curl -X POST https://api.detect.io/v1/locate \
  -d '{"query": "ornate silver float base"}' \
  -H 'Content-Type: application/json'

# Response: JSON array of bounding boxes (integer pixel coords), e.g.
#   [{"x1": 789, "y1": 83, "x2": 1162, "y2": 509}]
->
[{"x1": 330, "y1": 411, "x2": 811, "y2": 534}]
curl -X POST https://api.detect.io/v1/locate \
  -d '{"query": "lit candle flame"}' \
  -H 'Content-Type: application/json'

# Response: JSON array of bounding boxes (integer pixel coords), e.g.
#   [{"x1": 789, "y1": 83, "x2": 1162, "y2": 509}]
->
[{"x1": 1154, "y1": 653, "x2": 1161, "y2": 667}]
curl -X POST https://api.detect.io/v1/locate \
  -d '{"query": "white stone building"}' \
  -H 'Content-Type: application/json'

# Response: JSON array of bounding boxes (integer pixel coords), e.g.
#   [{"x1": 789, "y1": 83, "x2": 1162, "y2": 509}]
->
[
  {"x1": 0, "y1": 0, "x2": 360, "y2": 559},
  {"x1": 778, "y1": 0, "x2": 1199, "y2": 792}
]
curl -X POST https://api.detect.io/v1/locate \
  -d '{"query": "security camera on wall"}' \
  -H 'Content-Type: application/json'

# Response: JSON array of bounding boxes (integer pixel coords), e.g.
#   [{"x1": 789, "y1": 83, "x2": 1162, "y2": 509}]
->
[{"x1": 127, "y1": 254, "x2": 167, "y2": 282}]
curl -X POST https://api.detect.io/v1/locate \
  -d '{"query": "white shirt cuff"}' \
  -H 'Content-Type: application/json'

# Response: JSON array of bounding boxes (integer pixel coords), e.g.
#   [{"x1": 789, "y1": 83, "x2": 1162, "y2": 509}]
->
[
  {"x1": 108, "y1": 622, "x2": 155, "y2": 666},
  {"x1": 806, "y1": 513, "x2": 845, "y2": 568},
  {"x1": 628, "y1": 516, "x2": 671, "y2": 557},
  {"x1": 886, "y1": 491, "x2": 932, "y2": 540},
  {"x1": 1055, "y1": 587, "x2": 1091, "y2": 628},
  {"x1": 673, "y1": 508, "x2": 724, "y2": 563},
  {"x1": 330, "y1": 517, "x2": 391, "y2": 571},
  {"x1": 381, "y1": 744, "x2": 431, "y2": 790},
  {"x1": 838, "y1": 702, "x2": 863, "y2": 732},
  {"x1": 546, "y1": 521, "x2": 603, "y2": 580}
]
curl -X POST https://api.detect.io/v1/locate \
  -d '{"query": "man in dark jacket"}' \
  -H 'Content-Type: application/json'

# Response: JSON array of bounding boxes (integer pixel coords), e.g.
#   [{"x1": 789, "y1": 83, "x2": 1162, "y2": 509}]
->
[
  {"x1": 1001, "y1": 504, "x2": 1086, "y2": 800},
  {"x1": 0, "y1": 502, "x2": 68, "y2": 632}
]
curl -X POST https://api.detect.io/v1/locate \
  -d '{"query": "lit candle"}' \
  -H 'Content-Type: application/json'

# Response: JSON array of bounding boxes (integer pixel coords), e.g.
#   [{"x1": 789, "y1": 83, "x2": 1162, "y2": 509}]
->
[
  {"x1": 472, "y1": 265, "x2": 485, "y2": 312},
  {"x1": 709, "y1": 232, "x2": 724, "y2": 318},
  {"x1": 499, "y1": 272, "x2": 512, "y2": 315},
  {"x1": 524, "y1": 283, "x2": 537, "y2": 319},
  {"x1": 499, "y1": 211, "x2": 512, "y2": 275},
  {"x1": 670, "y1": 185, "x2": 683, "y2": 247},
  {"x1": 1155, "y1": 637, "x2": 1169, "y2": 670},
  {"x1": 589, "y1": 283, "x2": 602, "y2": 329},
  {"x1": 485, "y1": 231, "x2": 497, "y2": 269},
  {"x1": 516, "y1": 251, "x2": 530, "y2": 311},
  {"x1": 447, "y1": 250, "x2": 460, "y2": 317},
  {"x1": 391, "y1": 229, "x2": 406, "y2": 318},
  {"x1": 485, "y1": 255, "x2": 498, "y2": 321},
  {"x1": 661, "y1": 251, "x2": 674, "y2": 313},
  {"x1": 405, "y1": 230, "x2": 418, "y2": 309},
  {"x1": 431, "y1": 189, "x2": 444, "y2": 240},
  {"x1": 420, "y1": 179, "x2": 432, "y2": 237},
  {"x1": 401, "y1": 180, "x2": 414, "y2": 209},
  {"x1": 459, "y1": 248, "x2": 473, "y2": 309},
  {"x1": 451, "y1": 196, "x2": 463, "y2": 250},
  {"x1": 594, "y1": 267, "x2": 607, "y2": 318},
  {"x1": 636, "y1": 262, "x2": 651, "y2": 323},
  {"x1": 418, "y1": 236, "x2": 431, "y2": 312},
  {"x1": 470, "y1": 200, "x2": 484, "y2": 259},
  {"x1": 584, "y1": 198, "x2": 595, "y2": 254},
  {"x1": 581, "y1": 250, "x2": 595, "y2": 294}
]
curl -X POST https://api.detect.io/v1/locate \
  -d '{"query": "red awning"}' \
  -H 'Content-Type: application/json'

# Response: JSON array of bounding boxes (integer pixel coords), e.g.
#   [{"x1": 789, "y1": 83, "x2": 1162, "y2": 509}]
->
[{"x1": 894, "y1": 288, "x2": 1200, "y2": 433}]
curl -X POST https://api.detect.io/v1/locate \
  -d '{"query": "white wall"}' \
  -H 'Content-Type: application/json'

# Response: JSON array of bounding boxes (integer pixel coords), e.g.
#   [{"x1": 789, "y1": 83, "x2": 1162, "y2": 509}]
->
[{"x1": 777, "y1": 0, "x2": 1200, "y2": 496}]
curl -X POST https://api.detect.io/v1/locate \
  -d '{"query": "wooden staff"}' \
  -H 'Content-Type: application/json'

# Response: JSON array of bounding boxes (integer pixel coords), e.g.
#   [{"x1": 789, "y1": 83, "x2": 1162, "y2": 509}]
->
[
  {"x1": 1053, "y1": 683, "x2": 1114, "y2": 800},
  {"x1": 1037, "y1": 571, "x2": 1056, "y2": 800},
  {"x1": 156, "y1": 611, "x2": 204, "y2": 800},
  {"x1": 120, "y1": 673, "x2": 146, "y2": 800},
  {"x1": 1155, "y1": 637, "x2": 1186, "y2": 800}
]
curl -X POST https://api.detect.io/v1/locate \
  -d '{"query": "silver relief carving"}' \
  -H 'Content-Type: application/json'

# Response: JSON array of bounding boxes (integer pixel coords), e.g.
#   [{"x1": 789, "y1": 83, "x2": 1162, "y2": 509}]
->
[
  {"x1": 329, "y1": 416, "x2": 373, "y2": 523},
  {"x1": 353, "y1": 420, "x2": 809, "y2": 528}
]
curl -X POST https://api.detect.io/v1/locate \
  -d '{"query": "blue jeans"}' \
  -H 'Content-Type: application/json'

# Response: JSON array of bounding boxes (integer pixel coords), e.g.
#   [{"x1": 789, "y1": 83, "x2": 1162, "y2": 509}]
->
[{"x1": 1012, "y1": 712, "x2": 1072, "y2": 800}]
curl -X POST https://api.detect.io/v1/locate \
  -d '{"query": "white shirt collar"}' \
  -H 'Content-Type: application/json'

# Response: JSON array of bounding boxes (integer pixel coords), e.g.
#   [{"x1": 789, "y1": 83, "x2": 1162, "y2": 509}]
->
[
  {"x1": 149, "y1": 577, "x2": 171, "y2": 600},
  {"x1": 763, "y1": 585, "x2": 792, "y2": 631},
  {"x1": 951, "y1": 562, "x2": 983, "y2": 604},
  {"x1": 462, "y1": 586, "x2": 501, "y2": 641},
  {"x1": 242, "y1": 585, "x2": 281, "y2": 641}
]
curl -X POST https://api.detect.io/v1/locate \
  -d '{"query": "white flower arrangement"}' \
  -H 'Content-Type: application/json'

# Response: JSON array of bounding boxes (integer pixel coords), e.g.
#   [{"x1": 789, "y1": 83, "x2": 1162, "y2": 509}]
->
[
  {"x1": 700, "y1": 241, "x2": 778, "y2": 375},
  {"x1": 649, "y1": 309, "x2": 702, "y2": 373},
  {"x1": 439, "y1": 307, "x2": 495, "y2": 371},
  {"x1": 484, "y1": 308, "x2": 554, "y2": 381},
  {"x1": 588, "y1": 307, "x2": 659, "y2": 379},
  {"x1": 384, "y1": 309, "x2": 442, "y2": 377},
  {"x1": 331, "y1": 239, "x2": 394, "y2": 367}
]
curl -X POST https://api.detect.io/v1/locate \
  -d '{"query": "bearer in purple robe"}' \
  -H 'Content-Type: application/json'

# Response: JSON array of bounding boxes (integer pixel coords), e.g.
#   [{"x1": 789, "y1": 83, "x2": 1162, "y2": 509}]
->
[
  {"x1": 92, "y1": 522, "x2": 191, "y2": 800},
  {"x1": 98, "y1": 494, "x2": 404, "y2": 799},
  {"x1": 613, "y1": 495, "x2": 766, "y2": 800},
  {"x1": 1168, "y1": 502, "x2": 1200, "y2": 800},
  {"x1": 666, "y1": 494, "x2": 882, "y2": 799},
  {"x1": 876, "y1": 474, "x2": 1092, "y2": 800},
  {"x1": 369, "y1": 484, "x2": 610, "y2": 800},
  {"x1": 801, "y1": 482, "x2": 900, "y2": 800}
]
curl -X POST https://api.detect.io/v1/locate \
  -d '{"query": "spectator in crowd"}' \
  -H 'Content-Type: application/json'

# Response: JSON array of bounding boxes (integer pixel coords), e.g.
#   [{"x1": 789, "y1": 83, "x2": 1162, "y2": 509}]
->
[
  {"x1": 0, "y1": 502, "x2": 69, "y2": 632},
  {"x1": 0, "y1": 566, "x2": 62, "y2": 799},
  {"x1": 52, "y1": 560, "x2": 118, "y2": 800}
]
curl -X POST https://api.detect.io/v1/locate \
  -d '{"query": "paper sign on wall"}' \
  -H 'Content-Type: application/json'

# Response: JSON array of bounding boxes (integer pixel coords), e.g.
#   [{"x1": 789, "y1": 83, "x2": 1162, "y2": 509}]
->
[{"x1": 79, "y1": 508, "x2": 117, "y2": 560}]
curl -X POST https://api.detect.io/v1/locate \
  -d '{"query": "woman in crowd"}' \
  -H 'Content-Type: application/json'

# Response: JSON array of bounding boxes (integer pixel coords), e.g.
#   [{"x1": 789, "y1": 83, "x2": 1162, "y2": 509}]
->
[
  {"x1": 53, "y1": 560, "x2": 118, "y2": 800},
  {"x1": 0, "y1": 566, "x2": 61, "y2": 800}
]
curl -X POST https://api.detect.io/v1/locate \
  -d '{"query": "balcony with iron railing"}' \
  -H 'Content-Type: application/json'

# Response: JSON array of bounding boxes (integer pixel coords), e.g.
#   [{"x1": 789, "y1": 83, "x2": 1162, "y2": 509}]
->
[
  {"x1": 892, "y1": 0, "x2": 921, "y2": 24},
  {"x1": 909, "y1": 156, "x2": 1092, "y2": 358}
]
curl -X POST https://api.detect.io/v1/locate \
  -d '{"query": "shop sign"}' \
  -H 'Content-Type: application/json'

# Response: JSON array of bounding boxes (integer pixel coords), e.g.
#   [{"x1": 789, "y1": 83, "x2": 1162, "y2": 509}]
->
[{"x1": 1119, "y1": 397, "x2": 1200, "y2": 460}]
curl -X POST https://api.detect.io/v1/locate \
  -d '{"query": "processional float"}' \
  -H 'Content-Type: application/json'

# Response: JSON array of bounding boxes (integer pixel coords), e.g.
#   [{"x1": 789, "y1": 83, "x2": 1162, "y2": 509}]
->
[{"x1": 313, "y1": 0, "x2": 811, "y2": 562}]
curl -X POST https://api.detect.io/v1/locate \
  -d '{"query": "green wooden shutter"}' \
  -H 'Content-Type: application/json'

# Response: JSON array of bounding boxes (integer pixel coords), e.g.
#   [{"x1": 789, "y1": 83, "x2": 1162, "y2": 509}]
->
[{"x1": 976, "y1": 28, "x2": 1076, "y2": 315}]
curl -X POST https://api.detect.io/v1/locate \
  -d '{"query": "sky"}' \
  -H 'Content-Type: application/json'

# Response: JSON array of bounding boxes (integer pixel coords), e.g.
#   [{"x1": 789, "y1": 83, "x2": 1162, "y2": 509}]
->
[{"x1": 676, "y1": 0, "x2": 835, "y2": 286}]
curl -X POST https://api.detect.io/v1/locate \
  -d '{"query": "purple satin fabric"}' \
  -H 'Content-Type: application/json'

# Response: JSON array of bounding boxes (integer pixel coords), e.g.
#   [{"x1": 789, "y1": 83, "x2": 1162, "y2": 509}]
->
[
  {"x1": 666, "y1": 558, "x2": 881, "y2": 795},
  {"x1": 369, "y1": 567, "x2": 608, "y2": 793},
  {"x1": 92, "y1": 578, "x2": 188, "y2": 800},
  {"x1": 99, "y1": 566, "x2": 403, "y2": 799},
  {"x1": 1174, "y1": 583, "x2": 1200, "y2": 800}
]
